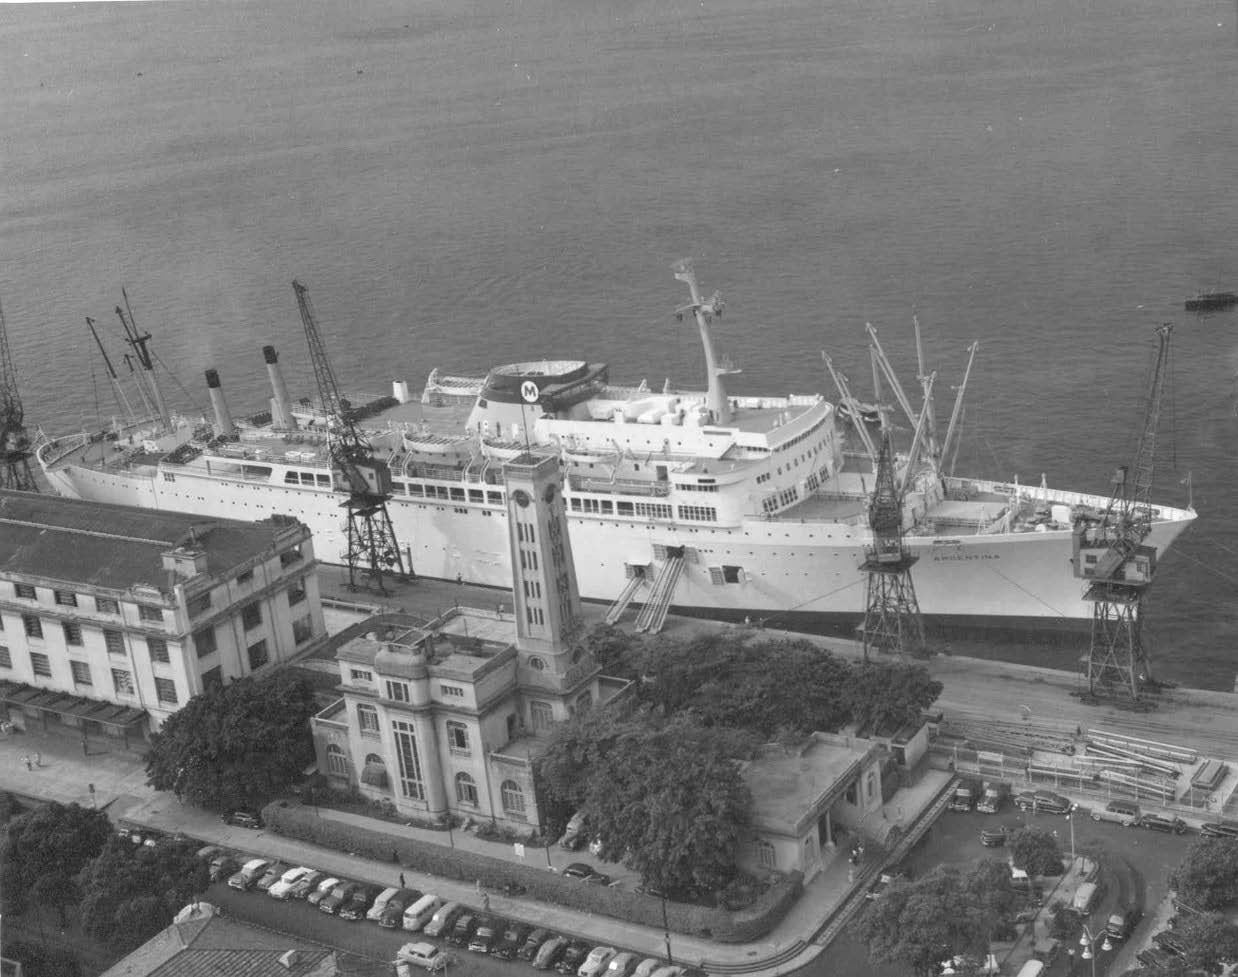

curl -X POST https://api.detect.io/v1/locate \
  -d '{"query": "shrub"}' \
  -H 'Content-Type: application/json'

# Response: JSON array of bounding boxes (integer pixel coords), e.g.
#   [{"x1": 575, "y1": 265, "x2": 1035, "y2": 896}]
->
[{"x1": 262, "y1": 800, "x2": 801, "y2": 942}]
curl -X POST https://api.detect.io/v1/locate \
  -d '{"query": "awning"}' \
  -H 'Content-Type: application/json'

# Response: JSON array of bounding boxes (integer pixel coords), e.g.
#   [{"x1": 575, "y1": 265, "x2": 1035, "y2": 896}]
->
[
  {"x1": 0, "y1": 680, "x2": 147, "y2": 729},
  {"x1": 361, "y1": 762, "x2": 389, "y2": 788}
]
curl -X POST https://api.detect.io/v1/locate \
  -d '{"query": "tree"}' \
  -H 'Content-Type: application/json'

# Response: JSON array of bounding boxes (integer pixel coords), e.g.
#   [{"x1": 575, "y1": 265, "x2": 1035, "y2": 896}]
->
[
  {"x1": 852, "y1": 860, "x2": 1018, "y2": 977},
  {"x1": 535, "y1": 709, "x2": 753, "y2": 894},
  {"x1": 30, "y1": 870, "x2": 81, "y2": 927},
  {"x1": 1174, "y1": 911, "x2": 1238, "y2": 975},
  {"x1": 846, "y1": 660, "x2": 944, "y2": 735},
  {"x1": 1170, "y1": 838, "x2": 1238, "y2": 911},
  {"x1": 1009, "y1": 827, "x2": 1064, "y2": 877},
  {"x1": 78, "y1": 836, "x2": 209, "y2": 951},
  {"x1": 145, "y1": 671, "x2": 320, "y2": 809},
  {"x1": 3, "y1": 941, "x2": 82, "y2": 977},
  {"x1": 0, "y1": 802, "x2": 111, "y2": 914}
]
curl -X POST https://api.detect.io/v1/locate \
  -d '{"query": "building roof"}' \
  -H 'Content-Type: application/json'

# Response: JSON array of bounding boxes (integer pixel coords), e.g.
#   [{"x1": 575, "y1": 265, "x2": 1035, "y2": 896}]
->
[
  {"x1": 97, "y1": 907, "x2": 337, "y2": 977},
  {"x1": 741, "y1": 732, "x2": 880, "y2": 836},
  {"x1": 0, "y1": 490, "x2": 305, "y2": 594}
]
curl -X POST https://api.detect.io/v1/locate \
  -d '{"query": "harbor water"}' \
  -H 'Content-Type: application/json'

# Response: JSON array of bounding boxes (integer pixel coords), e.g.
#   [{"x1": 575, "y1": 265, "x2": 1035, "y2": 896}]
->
[{"x1": 2, "y1": 0, "x2": 1237, "y2": 687}]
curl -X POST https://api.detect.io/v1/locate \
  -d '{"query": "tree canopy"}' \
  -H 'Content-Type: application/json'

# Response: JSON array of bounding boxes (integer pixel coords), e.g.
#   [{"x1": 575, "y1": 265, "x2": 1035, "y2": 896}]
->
[
  {"x1": 1009, "y1": 827, "x2": 1064, "y2": 877},
  {"x1": 535, "y1": 707, "x2": 754, "y2": 894},
  {"x1": 145, "y1": 671, "x2": 320, "y2": 809},
  {"x1": 852, "y1": 860, "x2": 1019, "y2": 977},
  {"x1": 78, "y1": 836, "x2": 210, "y2": 951},
  {"x1": 1173, "y1": 911, "x2": 1238, "y2": 976},
  {"x1": 608, "y1": 629, "x2": 940, "y2": 738},
  {"x1": 0, "y1": 802, "x2": 111, "y2": 914},
  {"x1": 1170, "y1": 838, "x2": 1238, "y2": 911}
]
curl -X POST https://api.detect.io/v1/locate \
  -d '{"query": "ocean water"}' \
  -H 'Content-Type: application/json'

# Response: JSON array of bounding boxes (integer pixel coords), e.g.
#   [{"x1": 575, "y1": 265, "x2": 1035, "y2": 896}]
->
[{"x1": 3, "y1": 0, "x2": 1237, "y2": 687}]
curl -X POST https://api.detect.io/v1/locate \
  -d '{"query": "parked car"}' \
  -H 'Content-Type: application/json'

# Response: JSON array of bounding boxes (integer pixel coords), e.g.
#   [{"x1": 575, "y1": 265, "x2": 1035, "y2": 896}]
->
[
  {"x1": 208, "y1": 854, "x2": 239, "y2": 883},
  {"x1": 578, "y1": 947, "x2": 616, "y2": 977},
  {"x1": 307, "y1": 876, "x2": 341, "y2": 907},
  {"x1": 397, "y1": 942, "x2": 449, "y2": 973},
  {"x1": 378, "y1": 889, "x2": 421, "y2": 927},
  {"x1": 980, "y1": 824, "x2": 1019, "y2": 847},
  {"x1": 319, "y1": 881, "x2": 361, "y2": 915},
  {"x1": 606, "y1": 952, "x2": 640, "y2": 977},
  {"x1": 339, "y1": 884, "x2": 380, "y2": 920},
  {"x1": 1201, "y1": 819, "x2": 1238, "y2": 839},
  {"x1": 556, "y1": 943, "x2": 591, "y2": 976},
  {"x1": 562, "y1": 863, "x2": 611, "y2": 885},
  {"x1": 447, "y1": 913, "x2": 479, "y2": 947},
  {"x1": 222, "y1": 810, "x2": 263, "y2": 829},
  {"x1": 195, "y1": 844, "x2": 224, "y2": 862},
  {"x1": 1152, "y1": 930, "x2": 1187, "y2": 956},
  {"x1": 1105, "y1": 905, "x2": 1143, "y2": 941},
  {"x1": 365, "y1": 886, "x2": 402, "y2": 922},
  {"x1": 286, "y1": 869, "x2": 325, "y2": 900},
  {"x1": 227, "y1": 858, "x2": 270, "y2": 891},
  {"x1": 517, "y1": 928, "x2": 554, "y2": 962},
  {"x1": 492, "y1": 923, "x2": 533, "y2": 960},
  {"x1": 268, "y1": 866, "x2": 316, "y2": 900},
  {"x1": 422, "y1": 901, "x2": 462, "y2": 938},
  {"x1": 254, "y1": 861, "x2": 289, "y2": 893},
  {"x1": 649, "y1": 967, "x2": 685, "y2": 977},
  {"x1": 1013, "y1": 791, "x2": 1039, "y2": 812},
  {"x1": 1141, "y1": 813, "x2": 1188, "y2": 834},
  {"x1": 468, "y1": 918, "x2": 502, "y2": 953},
  {"x1": 1091, "y1": 800, "x2": 1141, "y2": 826},
  {"x1": 1031, "y1": 791, "x2": 1072, "y2": 814},
  {"x1": 533, "y1": 937, "x2": 569, "y2": 971},
  {"x1": 1137, "y1": 947, "x2": 1177, "y2": 971},
  {"x1": 630, "y1": 959, "x2": 666, "y2": 977}
]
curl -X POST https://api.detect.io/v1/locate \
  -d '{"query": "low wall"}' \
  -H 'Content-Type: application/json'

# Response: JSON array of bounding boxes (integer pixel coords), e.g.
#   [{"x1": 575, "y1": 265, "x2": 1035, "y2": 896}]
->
[{"x1": 262, "y1": 800, "x2": 802, "y2": 943}]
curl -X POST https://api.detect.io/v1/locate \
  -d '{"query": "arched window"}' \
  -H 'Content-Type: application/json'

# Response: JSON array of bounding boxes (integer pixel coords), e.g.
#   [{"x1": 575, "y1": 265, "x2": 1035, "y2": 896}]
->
[
  {"x1": 501, "y1": 779, "x2": 526, "y2": 816},
  {"x1": 365, "y1": 753, "x2": 384, "y2": 767},
  {"x1": 757, "y1": 839, "x2": 776, "y2": 869},
  {"x1": 326, "y1": 742, "x2": 348, "y2": 777},
  {"x1": 455, "y1": 772, "x2": 478, "y2": 806}
]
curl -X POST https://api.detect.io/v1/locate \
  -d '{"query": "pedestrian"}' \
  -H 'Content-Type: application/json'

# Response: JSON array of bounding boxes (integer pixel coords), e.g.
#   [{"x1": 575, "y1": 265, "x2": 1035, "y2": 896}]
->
[
  {"x1": 33, "y1": 751, "x2": 41, "y2": 768},
  {"x1": 392, "y1": 848, "x2": 399, "y2": 864},
  {"x1": 482, "y1": 892, "x2": 490, "y2": 913},
  {"x1": 400, "y1": 872, "x2": 406, "y2": 888},
  {"x1": 475, "y1": 878, "x2": 482, "y2": 896},
  {"x1": 81, "y1": 734, "x2": 88, "y2": 756},
  {"x1": 456, "y1": 572, "x2": 463, "y2": 587},
  {"x1": 21, "y1": 755, "x2": 30, "y2": 771}
]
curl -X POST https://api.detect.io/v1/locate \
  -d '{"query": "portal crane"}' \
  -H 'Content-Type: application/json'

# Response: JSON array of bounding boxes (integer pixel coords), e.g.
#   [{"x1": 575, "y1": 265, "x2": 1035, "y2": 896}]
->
[
  {"x1": 1074, "y1": 323, "x2": 1173, "y2": 701},
  {"x1": 292, "y1": 280, "x2": 409, "y2": 592},
  {"x1": 858, "y1": 425, "x2": 925, "y2": 658},
  {"x1": 0, "y1": 298, "x2": 38, "y2": 492}
]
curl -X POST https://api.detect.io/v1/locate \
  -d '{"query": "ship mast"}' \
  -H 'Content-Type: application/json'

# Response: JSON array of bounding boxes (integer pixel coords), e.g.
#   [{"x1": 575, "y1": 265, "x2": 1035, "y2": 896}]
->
[
  {"x1": 116, "y1": 287, "x2": 171, "y2": 429},
  {"x1": 672, "y1": 260, "x2": 730, "y2": 426}
]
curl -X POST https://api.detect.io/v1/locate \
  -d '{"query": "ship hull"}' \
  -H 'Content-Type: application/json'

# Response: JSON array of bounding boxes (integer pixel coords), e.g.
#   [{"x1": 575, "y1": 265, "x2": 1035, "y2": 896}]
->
[{"x1": 38, "y1": 445, "x2": 1194, "y2": 636}]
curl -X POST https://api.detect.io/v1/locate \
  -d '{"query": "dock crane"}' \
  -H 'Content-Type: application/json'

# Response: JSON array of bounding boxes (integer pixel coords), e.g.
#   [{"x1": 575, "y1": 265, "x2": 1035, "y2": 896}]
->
[
  {"x1": 0, "y1": 298, "x2": 38, "y2": 492},
  {"x1": 292, "y1": 280, "x2": 410, "y2": 593},
  {"x1": 1074, "y1": 323, "x2": 1173, "y2": 702},
  {"x1": 858, "y1": 424, "x2": 926, "y2": 659}
]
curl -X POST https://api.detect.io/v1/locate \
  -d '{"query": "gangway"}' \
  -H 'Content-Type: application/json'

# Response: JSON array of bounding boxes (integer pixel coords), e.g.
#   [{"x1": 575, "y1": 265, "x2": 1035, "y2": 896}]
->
[
  {"x1": 634, "y1": 556, "x2": 685, "y2": 634},
  {"x1": 605, "y1": 573, "x2": 647, "y2": 625}
]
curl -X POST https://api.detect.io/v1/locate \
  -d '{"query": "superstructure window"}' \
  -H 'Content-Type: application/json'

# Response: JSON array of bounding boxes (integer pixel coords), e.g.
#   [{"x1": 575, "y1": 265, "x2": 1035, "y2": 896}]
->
[
  {"x1": 53, "y1": 590, "x2": 78, "y2": 607},
  {"x1": 292, "y1": 615, "x2": 313, "y2": 644},
  {"x1": 104, "y1": 629, "x2": 125, "y2": 656},
  {"x1": 247, "y1": 639, "x2": 269, "y2": 670},
  {"x1": 30, "y1": 652, "x2": 51, "y2": 678},
  {"x1": 241, "y1": 602, "x2": 262, "y2": 630},
  {"x1": 154, "y1": 677, "x2": 178, "y2": 705},
  {"x1": 357, "y1": 703, "x2": 380, "y2": 736},
  {"x1": 138, "y1": 604, "x2": 164, "y2": 623},
  {"x1": 0, "y1": 647, "x2": 10, "y2": 669},
  {"x1": 187, "y1": 592, "x2": 211, "y2": 616},
  {"x1": 112, "y1": 668, "x2": 134, "y2": 695},
  {"x1": 14, "y1": 584, "x2": 36, "y2": 600},
  {"x1": 62, "y1": 622, "x2": 84, "y2": 646},
  {"x1": 70, "y1": 661, "x2": 92, "y2": 687},
  {"x1": 22, "y1": 615, "x2": 42, "y2": 639},
  {"x1": 194, "y1": 626, "x2": 217, "y2": 658},
  {"x1": 386, "y1": 681, "x2": 410, "y2": 703},
  {"x1": 446, "y1": 721, "x2": 470, "y2": 754},
  {"x1": 95, "y1": 597, "x2": 120, "y2": 614}
]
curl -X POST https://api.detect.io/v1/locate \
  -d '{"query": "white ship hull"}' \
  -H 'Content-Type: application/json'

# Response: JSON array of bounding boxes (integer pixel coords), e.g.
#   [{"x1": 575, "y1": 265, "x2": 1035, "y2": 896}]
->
[{"x1": 38, "y1": 439, "x2": 1194, "y2": 637}]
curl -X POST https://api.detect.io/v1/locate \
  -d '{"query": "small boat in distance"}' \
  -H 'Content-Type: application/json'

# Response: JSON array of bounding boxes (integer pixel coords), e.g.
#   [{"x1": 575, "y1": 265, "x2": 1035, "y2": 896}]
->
[{"x1": 1184, "y1": 291, "x2": 1238, "y2": 312}]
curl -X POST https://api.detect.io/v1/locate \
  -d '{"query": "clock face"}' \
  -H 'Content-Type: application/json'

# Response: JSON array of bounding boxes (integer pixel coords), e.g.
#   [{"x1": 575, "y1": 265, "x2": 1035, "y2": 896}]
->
[
  {"x1": 543, "y1": 484, "x2": 556, "y2": 503},
  {"x1": 512, "y1": 489, "x2": 531, "y2": 508}
]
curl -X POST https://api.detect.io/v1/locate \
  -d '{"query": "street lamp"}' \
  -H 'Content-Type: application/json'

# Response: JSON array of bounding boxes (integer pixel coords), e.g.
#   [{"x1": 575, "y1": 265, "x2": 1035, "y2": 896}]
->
[
  {"x1": 1065, "y1": 804, "x2": 1077, "y2": 864},
  {"x1": 1078, "y1": 924, "x2": 1113, "y2": 977}
]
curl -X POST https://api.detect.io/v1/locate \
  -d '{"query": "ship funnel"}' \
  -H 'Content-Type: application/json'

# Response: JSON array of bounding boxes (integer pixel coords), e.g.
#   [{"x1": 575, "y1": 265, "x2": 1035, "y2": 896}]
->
[
  {"x1": 263, "y1": 345, "x2": 298, "y2": 431},
  {"x1": 204, "y1": 369, "x2": 235, "y2": 438}
]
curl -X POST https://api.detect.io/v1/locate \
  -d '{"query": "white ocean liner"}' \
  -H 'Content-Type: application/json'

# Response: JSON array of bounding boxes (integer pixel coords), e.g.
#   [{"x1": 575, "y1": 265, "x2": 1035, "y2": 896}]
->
[{"x1": 37, "y1": 265, "x2": 1195, "y2": 638}]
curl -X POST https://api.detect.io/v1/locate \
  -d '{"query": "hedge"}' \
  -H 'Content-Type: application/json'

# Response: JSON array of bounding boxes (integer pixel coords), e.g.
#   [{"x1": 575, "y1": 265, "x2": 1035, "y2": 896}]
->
[{"x1": 262, "y1": 800, "x2": 801, "y2": 943}]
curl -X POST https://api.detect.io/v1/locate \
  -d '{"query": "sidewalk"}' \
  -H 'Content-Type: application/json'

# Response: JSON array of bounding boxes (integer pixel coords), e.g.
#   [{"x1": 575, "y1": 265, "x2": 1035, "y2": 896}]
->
[{"x1": 0, "y1": 722, "x2": 896, "y2": 976}]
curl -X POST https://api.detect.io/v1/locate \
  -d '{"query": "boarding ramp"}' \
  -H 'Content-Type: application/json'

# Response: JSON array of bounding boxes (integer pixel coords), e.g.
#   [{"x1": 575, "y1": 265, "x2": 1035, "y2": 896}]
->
[
  {"x1": 604, "y1": 573, "x2": 647, "y2": 626},
  {"x1": 634, "y1": 556, "x2": 685, "y2": 634}
]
